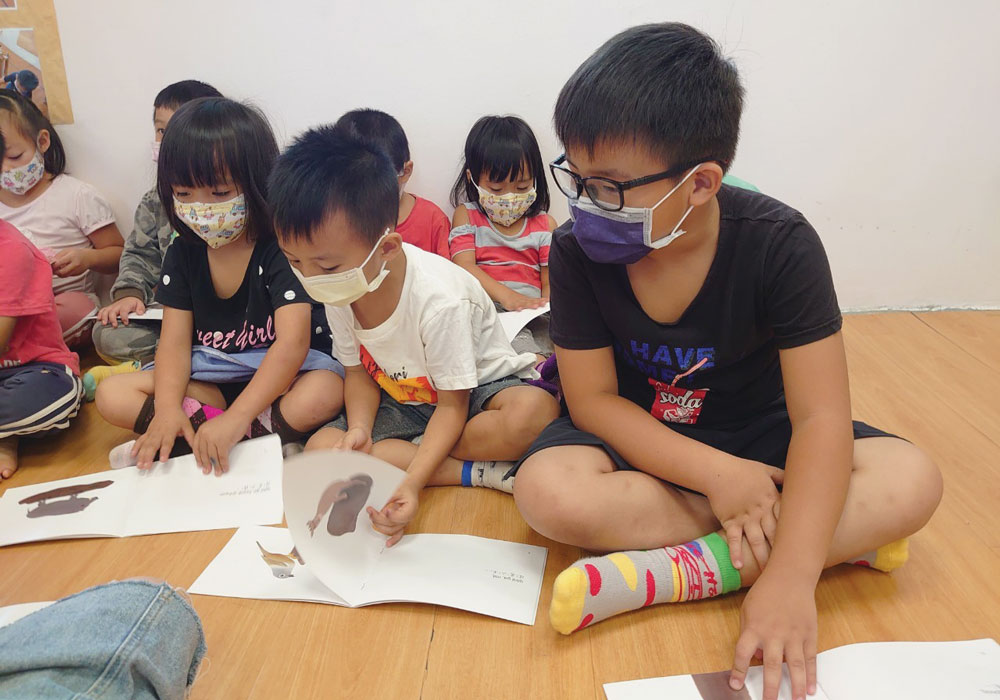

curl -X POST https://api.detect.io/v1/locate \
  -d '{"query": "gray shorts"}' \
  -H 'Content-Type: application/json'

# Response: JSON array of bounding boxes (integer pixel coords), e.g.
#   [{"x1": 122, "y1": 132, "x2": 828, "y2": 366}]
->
[{"x1": 323, "y1": 375, "x2": 525, "y2": 443}]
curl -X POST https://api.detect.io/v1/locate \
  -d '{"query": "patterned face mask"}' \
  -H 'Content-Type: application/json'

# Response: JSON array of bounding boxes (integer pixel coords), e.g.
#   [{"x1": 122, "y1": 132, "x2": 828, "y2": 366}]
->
[
  {"x1": 1, "y1": 145, "x2": 45, "y2": 195},
  {"x1": 472, "y1": 177, "x2": 537, "y2": 227},
  {"x1": 173, "y1": 194, "x2": 248, "y2": 249}
]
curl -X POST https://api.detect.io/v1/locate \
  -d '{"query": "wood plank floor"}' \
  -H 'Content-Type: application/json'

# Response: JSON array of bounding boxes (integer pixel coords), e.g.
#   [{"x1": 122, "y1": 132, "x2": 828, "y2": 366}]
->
[{"x1": 1, "y1": 311, "x2": 998, "y2": 699}]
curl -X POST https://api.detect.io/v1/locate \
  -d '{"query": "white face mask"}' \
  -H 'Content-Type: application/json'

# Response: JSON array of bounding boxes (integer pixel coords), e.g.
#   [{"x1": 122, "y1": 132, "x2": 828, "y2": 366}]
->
[
  {"x1": 151, "y1": 140, "x2": 161, "y2": 163},
  {"x1": 290, "y1": 230, "x2": 391, "y2": 306}
]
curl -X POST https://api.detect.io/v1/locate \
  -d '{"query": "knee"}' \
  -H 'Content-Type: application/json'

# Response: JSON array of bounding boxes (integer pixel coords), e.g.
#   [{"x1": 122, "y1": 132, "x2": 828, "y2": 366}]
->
[
  {"x1": 305, "y1": 427, "x2": 343, "y2": 451},
  {"x1": 513, "y1": 454, "x2": 591, "y2": 544},
  {"x1": 94, "y1": 375, "x2": 124, "y2": 423},
  {"x1": 899, "y1": 448, "x2": 943, "y2": 534},
  {"x1": 499, "y1": 390, "x2": 559, "y2": 445}
]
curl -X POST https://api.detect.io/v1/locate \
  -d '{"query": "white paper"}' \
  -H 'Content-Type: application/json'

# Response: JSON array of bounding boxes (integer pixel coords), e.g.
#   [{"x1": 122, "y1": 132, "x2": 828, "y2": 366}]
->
[
  {"x1": 497, "y1": 304, "x2": 549, "y2": 342},
  {"x1": 0, "y1": 601, "x2": 54, "y2": 629},
  {"x1": 603, "y1": 639, "x2": 1000, "y2": 700},
  {"x1": 84, "y1": 304, "x2": 164, "y2": 322},
  {"x1": 191, "y1": 449, "x2": 548, "y2": 624},
  {"x1": 0, "y1": 435, "x2": 283, "y2": 547}
]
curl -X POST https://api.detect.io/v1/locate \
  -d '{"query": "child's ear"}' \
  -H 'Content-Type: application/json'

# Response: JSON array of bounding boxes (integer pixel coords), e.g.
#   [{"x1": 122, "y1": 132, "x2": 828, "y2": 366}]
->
[
  {"x1": 37, "y1": 129, "x2": 50, "y2": 155},
  {"x1": 689, "y1": 162, "x2": 723, "y2": 207},
  {"x1": 381, "y1": 231, "x2": 405, "y2": 259},
  {"x1": 399, "y1": 160, "x2": 414, "y2": 184}
]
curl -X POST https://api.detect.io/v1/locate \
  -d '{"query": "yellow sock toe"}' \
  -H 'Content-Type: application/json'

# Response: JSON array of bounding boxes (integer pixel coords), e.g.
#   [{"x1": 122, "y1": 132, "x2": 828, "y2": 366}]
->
[
  {"x1": 88, "y1": 360, "x2": 141, "y2": 383},
  {"x1": 873, "y1": 538, "x2": 909, "y2": 572},
  {"x1": 550, "y1": 566, "x2": 588, "y2": 635}
]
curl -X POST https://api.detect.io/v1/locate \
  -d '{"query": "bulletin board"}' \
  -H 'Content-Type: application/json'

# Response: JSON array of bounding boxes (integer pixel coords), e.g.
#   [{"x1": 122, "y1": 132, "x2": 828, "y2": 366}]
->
[{"x1": 0, "y1": 0, "x2": 72, "y2": 124}]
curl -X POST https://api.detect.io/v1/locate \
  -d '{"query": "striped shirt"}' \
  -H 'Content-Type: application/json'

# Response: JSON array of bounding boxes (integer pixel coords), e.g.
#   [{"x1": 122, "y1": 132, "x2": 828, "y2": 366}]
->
[{"x1": 448, "y1": 202, "x2": 552, "y2": 298}]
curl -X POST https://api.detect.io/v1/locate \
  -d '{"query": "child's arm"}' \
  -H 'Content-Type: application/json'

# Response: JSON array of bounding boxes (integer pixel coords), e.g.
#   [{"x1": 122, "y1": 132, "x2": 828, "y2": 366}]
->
[
  {"x1": 730, "y1": 332, "x2": 852, "y2": 696},
  {"x1": 336, "y1": 364, "x2": 382, "y2": 453},
  {"x1": 540, "y1": 266, "x2": 550, "y2": 300},
  {"x1": 132, "y1": 307, "x2": 197, "y2": 469},
  {"x1": 450, "y1": 207, "x2": 545, "y2": 311},
  {"x1": 368, "y1": 388, "x2": 469, "y2": 546},
  {"x1": 0, "y1": 316, "x2": 14, "y2": 355},
  {"x1": 51, "y1": 223, "x2": 124, "y2": 278},
  {"x1": 192, "y1": 302, "x2": 311, "y2": 474}
]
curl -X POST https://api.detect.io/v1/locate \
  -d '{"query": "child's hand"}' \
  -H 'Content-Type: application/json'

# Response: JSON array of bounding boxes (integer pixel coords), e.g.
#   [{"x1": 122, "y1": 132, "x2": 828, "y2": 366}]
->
[
  {"x1": 367, "y1": 480, "x2": 419, "y2": 547},
  {"x1": 336, "y1": 427, "x2": 373, "y2": 454},
  {"x1": 706, "y1": 458, "x2": 784, "y2": 570},
  {"x1": 730, "y1": 570, "x2": 818, "y2": 700},
  {"x1": 133, "y1": 407, "x2": 196, "y2": 470},
  {"x1": 500, "y1": 289, "x2": 549, "y2": 312},
  {"x1": 98, "y1": 297, "x2": 147, "y2": 327},
  {"x1": 51, "y1": 248, "x2": 92, "y2": 277},
  {"x1": 192, "y1": 410, "x2": 249, "y2": 475}
]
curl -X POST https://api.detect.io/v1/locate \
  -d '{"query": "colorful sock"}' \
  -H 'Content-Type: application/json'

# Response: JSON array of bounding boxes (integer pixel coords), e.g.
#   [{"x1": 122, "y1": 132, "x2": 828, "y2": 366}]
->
[
  {"x1": 846, "y1": 538, "x2": 909, "y2": 572},
  {"x1": 461, "y1": 460, "x2": 516, "y2": 493},
  {"x1": 550, "y1": 532, "x2": 741, "y2": 635},
  {"x1": 83, "y1": 360, "x2": 141, "y2": 401}
]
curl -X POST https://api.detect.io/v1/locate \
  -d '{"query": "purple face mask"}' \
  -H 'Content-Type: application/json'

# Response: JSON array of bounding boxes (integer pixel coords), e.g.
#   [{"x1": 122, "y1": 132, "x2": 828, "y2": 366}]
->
[{"x1": 569, "y1": 165, "x2": 700, "y2": 265}]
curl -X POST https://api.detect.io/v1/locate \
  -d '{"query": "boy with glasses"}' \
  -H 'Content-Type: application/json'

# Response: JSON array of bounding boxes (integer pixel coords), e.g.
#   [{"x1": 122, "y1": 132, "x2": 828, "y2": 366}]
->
[{"x1": 511, "y1": 23, "x2": 942, "y2": 700}]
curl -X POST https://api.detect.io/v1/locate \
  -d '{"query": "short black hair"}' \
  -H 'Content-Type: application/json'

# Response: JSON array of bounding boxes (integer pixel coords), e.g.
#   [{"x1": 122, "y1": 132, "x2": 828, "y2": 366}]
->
[
  {"x1": 334, "y1": 108, "x2": 410, "y2": 173},
  {"x1": 269, "y1": 125, "x2": 399, "y2": 246},
  {"x1": 16, "y1": 70, "x2": 38, "y2": 92},
  {"x1": 157, "y1": 97, "x2": 278, "y2": 244},
  {"x1": 153, "y1": 80, "x2": 223, "y2": 113},
  {"x1": 449, "y1": 115, "x2": 549, "y2": 218},
  {"x1": 0, "y1": 88, "x2": 65, "y2": 176},
  {"x1": 554, "y1": 23, "x2": 743, "y2": 172}
]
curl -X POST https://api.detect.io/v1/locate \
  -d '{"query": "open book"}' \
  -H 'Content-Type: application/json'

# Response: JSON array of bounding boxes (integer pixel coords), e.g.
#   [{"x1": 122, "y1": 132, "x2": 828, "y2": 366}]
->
[
  {"x1": 498, "y1": 304, "x2": 550, "y2": 342},
  {"x1": 603, "y1": 639, "x2": 1000, "y2": 700},
  {"x1": 189, "y1": 450, "x2": 547, "y2": 625},
  {"x1": 0, "y1": 601, "x2": 54, "y2": 629},
  {"x1": 84, "y1": 303, "x2": 164, "y2": 322},
  {"x1": 0, "y1": 435, "x2": 283, "y2": 547}
]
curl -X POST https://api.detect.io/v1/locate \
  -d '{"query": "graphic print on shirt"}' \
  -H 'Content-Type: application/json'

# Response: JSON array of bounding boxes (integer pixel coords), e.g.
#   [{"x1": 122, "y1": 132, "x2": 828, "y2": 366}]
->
[
  {"x1": 616, "y1": 339, "x2": 714, "y2": 425},
  {"x1": 359, "y1": 345, "x2": 437, "y2": 405}
]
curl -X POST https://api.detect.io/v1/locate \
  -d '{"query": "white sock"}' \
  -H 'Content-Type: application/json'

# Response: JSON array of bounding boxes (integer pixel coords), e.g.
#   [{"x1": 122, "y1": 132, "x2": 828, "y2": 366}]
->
[
  {"x1": 462, "y1": 460, "x2": 515, "y2": 493},
  {"x1": 109, "y1": 440, "x2": 138, "y2": 470}
]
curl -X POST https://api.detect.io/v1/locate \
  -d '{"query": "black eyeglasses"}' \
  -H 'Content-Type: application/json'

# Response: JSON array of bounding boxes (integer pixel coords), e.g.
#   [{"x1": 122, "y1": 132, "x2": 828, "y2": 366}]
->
[{"x1": 549, "y1": 153, "x2": 712, "y2": 212}]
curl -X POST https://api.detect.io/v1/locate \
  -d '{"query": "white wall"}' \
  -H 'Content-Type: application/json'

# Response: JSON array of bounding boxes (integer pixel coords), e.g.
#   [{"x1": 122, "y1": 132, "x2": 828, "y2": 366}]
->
[{"x1": 52, "y1": 0, "x2": 1000, "y2": 310}]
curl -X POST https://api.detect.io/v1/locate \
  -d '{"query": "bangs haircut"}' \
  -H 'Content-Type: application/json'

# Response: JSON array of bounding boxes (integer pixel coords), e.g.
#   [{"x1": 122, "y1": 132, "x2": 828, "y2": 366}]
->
[
  {"x1": 334, "y1": 108, "x2": 410, "y2": 172},
  {"x1": 157, "y1": 97, "x2": 278, "y2": 244},
  {"x1": 153, "y1": 80, "x2": 223, "y2": 114},
  {"x1": 554, "y1": 22, "x2": 744, "y2": 172},
  {"x1": 269, "y1": 124, "x2": 399, "y2": 247},
  {"x1": 0, "y1": 88, "x2": 66, "y2": 176},
  {"x1": 449, "y1": 115, "x2": 549, "y2": 218}
]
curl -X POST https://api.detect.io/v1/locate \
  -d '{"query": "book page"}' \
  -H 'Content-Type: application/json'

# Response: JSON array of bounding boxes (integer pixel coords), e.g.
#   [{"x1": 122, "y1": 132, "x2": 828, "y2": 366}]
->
[
  {"x1": 361, "y1": 533, "x2": 547, "y2": 625},
  {"x1": 0, "y1": 470, "x2": 130, "y2": 546},
  {"x1": 605, "y1": 669, "x2": 833, "y2": 700},
  {"x1": 189, "y1": 525, "x2": 348, "y2": 606},
  {"x1": 283, "y1": 449, "x2": 405, "y2": 606},
  {"x1": 84, "y1": 304, "x2": 163, "y2": 322},
  {"x1": 122, "y1": 435, "x2": 283, "y2": 536},
  {"x1": 0, "y1": 601, "x2": 54, "y2": 629},
  {"x1": 498, "y1": 304, "x2": 550, "y2": 342},
  {"x1": 816, "y1": 638, "x2": 1000, "y2": 700}
]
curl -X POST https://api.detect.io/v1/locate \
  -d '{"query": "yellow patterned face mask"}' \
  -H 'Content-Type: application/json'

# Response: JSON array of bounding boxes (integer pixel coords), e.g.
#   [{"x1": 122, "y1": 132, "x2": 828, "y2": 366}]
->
[
  {"x1": 473, "y1": 181, "x2": 537, "y2": 227},
  {"x1": 173, "y1": 195, "x2": 248, "y2": 248}
]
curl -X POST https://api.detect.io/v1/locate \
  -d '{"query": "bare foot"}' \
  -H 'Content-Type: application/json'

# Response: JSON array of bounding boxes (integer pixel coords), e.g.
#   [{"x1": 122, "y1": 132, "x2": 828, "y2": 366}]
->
[{"x1": 0, "y1": 436, "x2": 18, "y2": 480}]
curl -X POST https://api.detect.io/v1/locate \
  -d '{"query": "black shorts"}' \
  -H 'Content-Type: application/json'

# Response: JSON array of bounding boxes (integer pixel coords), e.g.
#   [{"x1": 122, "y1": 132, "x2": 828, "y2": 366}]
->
[
  {"x1": 510, "y1": 411, "x2": 897, "y2": 478},
  {"x1": 218, "y1": 380, "x2": 251, "y2": 408}
]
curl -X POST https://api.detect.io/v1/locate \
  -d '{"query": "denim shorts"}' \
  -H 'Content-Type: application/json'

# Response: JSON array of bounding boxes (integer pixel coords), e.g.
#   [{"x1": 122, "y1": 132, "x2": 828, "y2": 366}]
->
[
  {"x1": 324, "y1": 375, "x2": 525, "y2": 443},
  {"x1": 0, "y1": 580, "x2": 206, "y2": 700}
]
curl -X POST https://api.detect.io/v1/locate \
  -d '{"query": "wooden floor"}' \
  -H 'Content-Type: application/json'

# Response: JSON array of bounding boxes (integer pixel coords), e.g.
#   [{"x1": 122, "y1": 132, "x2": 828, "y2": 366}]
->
[{"x1": 2, "y1": 311, "x2": 999, "y2": 699}]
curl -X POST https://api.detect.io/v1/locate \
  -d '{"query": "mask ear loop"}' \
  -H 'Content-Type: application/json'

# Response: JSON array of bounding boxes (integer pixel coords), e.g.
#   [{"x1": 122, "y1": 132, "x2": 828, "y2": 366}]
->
[{"x1": 646, "y1": 166, "x2": 701, "y2": 249}]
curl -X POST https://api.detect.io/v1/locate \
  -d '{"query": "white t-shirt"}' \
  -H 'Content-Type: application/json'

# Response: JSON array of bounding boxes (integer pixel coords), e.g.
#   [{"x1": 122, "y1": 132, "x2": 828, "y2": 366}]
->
[
  {"x1": 326, "y1": 243, "x2": 538, "y2": 405},
  {"x1": 0, "y1": 174, "x2": 116, "y2": 296}
]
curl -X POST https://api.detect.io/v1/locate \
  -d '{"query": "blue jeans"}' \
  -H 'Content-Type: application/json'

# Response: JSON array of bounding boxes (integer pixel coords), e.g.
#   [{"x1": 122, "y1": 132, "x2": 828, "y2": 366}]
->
[{"x1": 0, "y1": 580, "x2": 206, "y2": 699}]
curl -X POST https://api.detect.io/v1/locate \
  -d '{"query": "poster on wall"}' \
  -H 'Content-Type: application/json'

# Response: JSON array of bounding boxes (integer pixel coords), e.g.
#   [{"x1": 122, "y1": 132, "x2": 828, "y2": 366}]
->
[{"x1": 0, "y1": 0, "x2": 71, "y2": 123}]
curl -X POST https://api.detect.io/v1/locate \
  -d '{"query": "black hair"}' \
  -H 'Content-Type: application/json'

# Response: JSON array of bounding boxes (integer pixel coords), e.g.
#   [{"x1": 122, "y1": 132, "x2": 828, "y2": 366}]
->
[
  {"x1": 156, "y1": 97, "x2": 278, "y2": 245},
  {"x1": 554, "y1": 23, "x2": 743, "y2": 172},
  {"x1": 269, "y1": 125, "x2": 399, "y2": 247},
  {"x1": 334, "y1": 108, "x2": 410, "y2": 173},
  {"x1": 449, "y1": 115, "x2": 549, "y2": 218},
  {"x1": 153, "y1": 80, "x2": 223, "y2": 114},
  {"x1": 0, "y1": 88, "x2": 65, "y2": 176},
  {"x1": 16, "y1": 69, "x2": 38, "y2": 93}
]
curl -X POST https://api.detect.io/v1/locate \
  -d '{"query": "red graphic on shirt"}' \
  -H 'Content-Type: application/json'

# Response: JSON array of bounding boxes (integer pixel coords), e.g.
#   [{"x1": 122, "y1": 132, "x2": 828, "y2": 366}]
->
[{"x1": 359, "y1": 345, "x2": 437, "y2": 404}]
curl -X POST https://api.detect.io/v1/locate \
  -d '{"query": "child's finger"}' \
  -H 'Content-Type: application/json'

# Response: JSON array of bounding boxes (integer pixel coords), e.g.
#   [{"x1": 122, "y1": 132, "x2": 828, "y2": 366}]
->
[
  {"x1": 761, "y1": 641, "x2": 784, "y2": 700},
  {"x1": 216, "y1": 443, "x2": 230, "y2": 474},
  {"x1": 745, "y1": 521, "x2": 769, "y2": 569},
  {"x1": 725, "y1": 521, "x2": 744, "y2": 568},
  {"x1": 729, "y1": 632, "x2": 758, "y2": 690},
  {"x1": 805, "y1": 636, "x2": 818, "y2": 696},
  {"x1": 786, "y1": 643, "x2": 808, "y2": 700},
  {"x1": 386, "y1": 530, "x2": 404, "y2": 547}
]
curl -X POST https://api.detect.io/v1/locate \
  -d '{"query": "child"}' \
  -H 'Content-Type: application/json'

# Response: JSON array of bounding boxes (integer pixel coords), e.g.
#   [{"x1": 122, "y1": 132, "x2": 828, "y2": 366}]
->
[
  {"x1": 0, "y1": 89, "x2": 124, "y2": 348},
  {"x1": 0, "y1": 212, "x2": 84, "y2": 479},
  {"x1": 269, "y1": 126, "x2": 559, "y2": 545},
  {"x1": 95, "y1": 97, "x2": 345, "y2": 474},
  {"x1": 509, "y1": 23, "x2": 943, "y2": 700},
  {"x1": 449, "y1": 116, "x2": 556, "y2": 357},
  {"x1": 334, "y1": 108, "x2": 451, "y2": 259},
  {"x1": 89, "y1": 80, "x2": 223, "y2": 392}
]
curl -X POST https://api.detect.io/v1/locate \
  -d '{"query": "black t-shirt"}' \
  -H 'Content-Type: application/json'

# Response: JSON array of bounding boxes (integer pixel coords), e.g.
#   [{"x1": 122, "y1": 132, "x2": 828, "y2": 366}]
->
[
  {"x1": 156, "y1": 236, "x2": 331, "y2": 354},
  {"x1": 550, "y1": 184, "x2": 842, "y2": 429}
]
